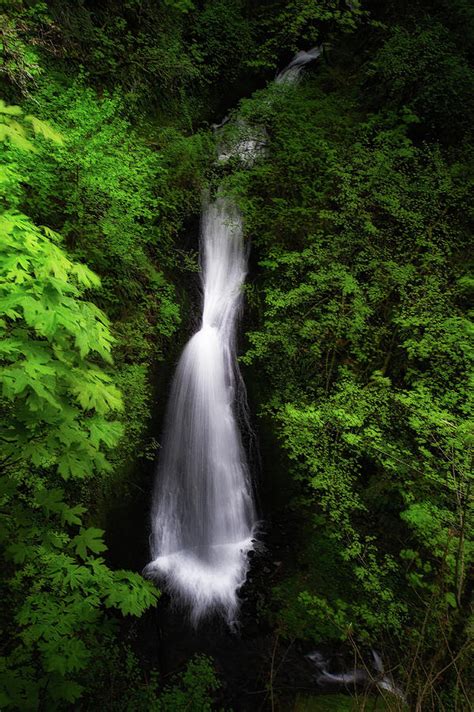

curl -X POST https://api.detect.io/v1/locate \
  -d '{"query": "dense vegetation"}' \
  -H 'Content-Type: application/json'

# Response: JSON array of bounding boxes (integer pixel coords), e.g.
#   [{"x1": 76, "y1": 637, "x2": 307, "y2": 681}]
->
[{"x1": 1, "y1": 1, "x2": 472, "y2": 710}]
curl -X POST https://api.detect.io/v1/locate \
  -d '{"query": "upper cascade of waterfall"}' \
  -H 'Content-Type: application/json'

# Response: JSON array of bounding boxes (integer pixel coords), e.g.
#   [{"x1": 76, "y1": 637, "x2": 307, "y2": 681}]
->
[
  {"x1": 275, "y1": 46, "x2": 322, "y2": 84},
  {"x1": 216, "y1": 47, "x2": 321, "y2": 164},
  {"x1": 147, "y1": 47, "x2": 322, "y2": 626},
  {"x1": 201, "y1": 199, "x2": 246, "y2": 331}
]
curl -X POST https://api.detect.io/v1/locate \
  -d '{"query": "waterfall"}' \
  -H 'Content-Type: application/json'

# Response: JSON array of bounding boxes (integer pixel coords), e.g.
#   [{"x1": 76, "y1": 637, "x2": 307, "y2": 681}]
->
[
  {"x1": 147, "y1": 198, "x2": 255, "y2": 625},
  {"x1": 275, "y1": 47, "x2": 322, "y2": 84},
  {"x1": 147, "y1": 48, "x2": 321, "y2": 625}
]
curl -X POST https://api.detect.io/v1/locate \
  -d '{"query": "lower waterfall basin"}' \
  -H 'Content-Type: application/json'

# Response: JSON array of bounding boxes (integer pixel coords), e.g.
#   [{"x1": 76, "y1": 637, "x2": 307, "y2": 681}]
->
[{"x1": 146, "y1": 534, "x2": 256, "y2": 625}]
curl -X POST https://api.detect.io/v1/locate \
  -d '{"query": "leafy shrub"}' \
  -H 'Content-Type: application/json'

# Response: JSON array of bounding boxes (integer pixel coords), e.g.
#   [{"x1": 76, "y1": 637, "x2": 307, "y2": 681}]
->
[{"x1": 0, "y1": 102, "x2": 160, "y2": 711}]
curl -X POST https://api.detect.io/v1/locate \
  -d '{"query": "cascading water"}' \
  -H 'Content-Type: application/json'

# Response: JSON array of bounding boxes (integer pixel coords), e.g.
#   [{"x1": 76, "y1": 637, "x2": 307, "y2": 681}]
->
[
  {"x1": 147, "y1": 48, "x2": 321, "y2": 625},
  {"x1": 275, "y1": 47, "x2": 322, "y2": 84},
  {"x1": 147, "y1": 198, "x2": 255, "y2": 624}
]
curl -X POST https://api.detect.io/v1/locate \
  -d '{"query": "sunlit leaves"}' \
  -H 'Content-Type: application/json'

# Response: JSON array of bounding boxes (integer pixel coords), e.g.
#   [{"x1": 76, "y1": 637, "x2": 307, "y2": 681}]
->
[
  {"x1": 0, "y1": 104, "x2": 159, "y2": 710},
  {"x1": 24, "y1": 115, "x2": 64, "y2": 145},
  {"x1": 0, "y1": 98, "x2": 63, "y2": 153},
  {"x1": 69, "y1": 262, "x2": 101, "y2": 289},
  {"x1": 0, "y1": 208, "x2": 123, "y2": 479},
  {"x1": 0, "y1": 100, "x2": 22, "y2": 116}
]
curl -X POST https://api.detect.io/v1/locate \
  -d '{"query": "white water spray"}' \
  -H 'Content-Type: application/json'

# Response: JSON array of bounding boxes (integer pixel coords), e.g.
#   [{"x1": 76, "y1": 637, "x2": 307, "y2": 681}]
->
[{"x1": 147, "y1": 48, "x2": 321, "y2": 624}]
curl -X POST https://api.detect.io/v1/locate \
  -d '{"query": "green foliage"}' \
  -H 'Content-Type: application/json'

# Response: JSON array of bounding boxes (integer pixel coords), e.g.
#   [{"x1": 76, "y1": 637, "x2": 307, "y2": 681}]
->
[
  {"x1": 1, "y1": 0, "x2": 366, "y2": 119},
  {"x1": 1, "y1": 0, "x2": 201, "y2": 113},
  {"x1": 83, "y1": 651, "x2": 220, "y2": 711},
  {"x1": 0, "y1": 209, "x2": 124, "y2": 479},
  {"x1": 194, "y1": 0, "x2": 254, "y2": 84},
  {"x1": 0, "y1": 104, "x2": 160, "y2": 710},
  {"x1": 366, "y1": 21, "x2": 474, "y2": 141},
  {"x1": 21, "y1": 83, "x2": 168, "y2": 282},
  {"x1": 153, "y1": 655, "x2": 220, "y2": 712},
  {"x1": 1, "y1": 479, "x2": 159, "y2": 708},
  {"x1": 1, "y1": 0, "x2": 473, "y2": 709},
  {"x1": 7, "y1": 78, "x2": 206, "y2": 494},
  {"x1": 0, "y1": 98, "x2": 63, "y2": 151},
  {"x1": 225, "y1": 9, "x2": 473, "y2": 704},
  {"x1": 0, "y1": 5, "x2": 44, "y2": 93},
  {"x1": 247, "y1": 0, "x2": 365, "y2": 71}
]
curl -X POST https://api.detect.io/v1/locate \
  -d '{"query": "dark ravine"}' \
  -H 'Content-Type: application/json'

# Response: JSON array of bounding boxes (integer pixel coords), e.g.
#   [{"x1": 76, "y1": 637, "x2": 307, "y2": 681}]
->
[
  {"x1": 3, "y1": 3, "x2": 472, "y2": 710},
  {"x1": 103, "y1": 48, "x2": 350, "y2": 710},
  {"x1": 143, "y1": 47, "x2": 323, "y2": 627},
  {"x1": 126, "y1": 516, "x2": 400, "y2": 710}
]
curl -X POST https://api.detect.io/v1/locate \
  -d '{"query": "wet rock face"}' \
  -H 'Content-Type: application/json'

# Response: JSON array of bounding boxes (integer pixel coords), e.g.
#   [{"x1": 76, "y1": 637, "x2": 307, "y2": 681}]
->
[{"x1": 136, "y1": 46, "x2": 334, "y2": 710}]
